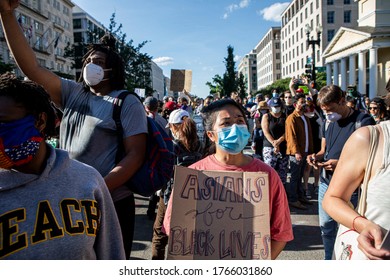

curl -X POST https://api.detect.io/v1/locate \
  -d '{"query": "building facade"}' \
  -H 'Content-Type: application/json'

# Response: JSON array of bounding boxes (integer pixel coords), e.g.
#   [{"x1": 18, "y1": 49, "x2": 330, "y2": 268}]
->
[
  {"x1": 238, "y1": 50, "x2": 257, "y2": 95},
  {"x1": 323, "y1": 0, "x2": 390, "y2": 98},
  {"x1": 280, "y1": 0, "x2": 358, "y2": 80},
  {"x1": 255, "y1": 27, "x2": 282, "y2": 90},
  {"x1": 0, "y1": 0, "x2": 75, "y2": 78},
  {"x1": 150, "y1": 60, "x2": 165, "y2": 100}
]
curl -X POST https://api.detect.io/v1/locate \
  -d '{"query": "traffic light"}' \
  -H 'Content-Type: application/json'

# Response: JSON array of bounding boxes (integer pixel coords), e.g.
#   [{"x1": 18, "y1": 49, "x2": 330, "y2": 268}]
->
[{"x1": 304, "y1": 63, "x2": 312, "y2": 79}]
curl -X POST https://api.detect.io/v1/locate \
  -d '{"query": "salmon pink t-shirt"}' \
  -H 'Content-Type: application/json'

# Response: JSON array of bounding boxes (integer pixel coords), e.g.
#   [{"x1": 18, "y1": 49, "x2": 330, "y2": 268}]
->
[{"x1": 163, "y1": 155, "x2": 293, "y2": 242}]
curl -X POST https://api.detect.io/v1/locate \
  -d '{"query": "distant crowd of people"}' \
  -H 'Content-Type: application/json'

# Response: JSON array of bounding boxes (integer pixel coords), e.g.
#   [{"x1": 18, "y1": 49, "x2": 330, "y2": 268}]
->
[{"x1": 1, "y1": 0, "x2": 389, "y2": 261}]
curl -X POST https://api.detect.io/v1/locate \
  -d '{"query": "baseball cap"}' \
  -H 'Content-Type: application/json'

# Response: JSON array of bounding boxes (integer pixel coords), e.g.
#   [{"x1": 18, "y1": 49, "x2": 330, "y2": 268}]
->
[
  {"x1": 166, "y1": 109, "x2": 190, "y2": 128},
  {"x1": 164, "y1": 101, "x2": 177, "y2": 111},
  {"x1": 143, "y1": 96, "x2": 158, "y2": 111},
  {"x1": 269, "y1": 97, "x2": 283, "y2": 107}
]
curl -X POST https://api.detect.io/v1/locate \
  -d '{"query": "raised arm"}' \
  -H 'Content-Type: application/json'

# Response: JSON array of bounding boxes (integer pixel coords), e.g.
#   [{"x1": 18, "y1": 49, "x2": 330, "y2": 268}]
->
[{"x1": 0, "y1": 1, "x2": 62, "y2": 105}]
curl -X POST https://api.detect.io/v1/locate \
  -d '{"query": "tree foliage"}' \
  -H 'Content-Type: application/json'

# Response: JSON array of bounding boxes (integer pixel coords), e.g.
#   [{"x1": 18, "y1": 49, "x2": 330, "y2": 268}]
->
[
  {"x1": 257, "y1": 72, "x2": 327, "y2": 96},
  {"x1": 0, "y1": 55, "x2": 15, "y2": 74},
  {"x1": 107, "y1": 13, "x2": 153, "y2": 94},
  {"x1": 65, "y1": 13, "x2": 153, "y2": 94},
  {"x1": 206, "y1": 45, "x2": 246, "y2": 98}
]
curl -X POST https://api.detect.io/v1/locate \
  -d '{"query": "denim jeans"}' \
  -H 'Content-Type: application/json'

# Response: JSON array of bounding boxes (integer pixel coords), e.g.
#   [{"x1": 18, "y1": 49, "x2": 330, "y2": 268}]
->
[
  {"x1": 318, "y1": 180, "x2": 359, "y2": 260},
  {"x1": 288, "y1": 155, "x2": 306, "y2": 202}
]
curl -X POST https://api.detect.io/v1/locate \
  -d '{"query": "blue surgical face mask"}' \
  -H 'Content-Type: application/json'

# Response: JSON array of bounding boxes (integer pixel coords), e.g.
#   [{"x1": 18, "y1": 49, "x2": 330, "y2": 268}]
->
[
  {"x1": 325, "y1": 112, "x2": 342, "y2": 122},
  {"x1": 216, "y1": 124, "x2": 250, "y2": 155}
]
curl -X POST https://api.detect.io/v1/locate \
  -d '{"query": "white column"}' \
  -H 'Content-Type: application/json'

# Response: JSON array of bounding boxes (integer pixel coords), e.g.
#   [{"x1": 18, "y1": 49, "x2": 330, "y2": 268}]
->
[
  {"x1": 358, "y1": 51, "x2": 367, "y2": 96},
  {"x1": 340, "y1": 57, "x2": 348, "y2": 90},
  {"x1": 349, "y1": 54, "x2": 356, "y2": 86},
  {"x1": 326, "y1": 63, "x2": 332, "y2": 85},
  {"x1": 369, "y1": 47, "x2": 378, "y2": 99},
  {"x1": 333, "y1": 61, "x2": 339, "y2": 86}
]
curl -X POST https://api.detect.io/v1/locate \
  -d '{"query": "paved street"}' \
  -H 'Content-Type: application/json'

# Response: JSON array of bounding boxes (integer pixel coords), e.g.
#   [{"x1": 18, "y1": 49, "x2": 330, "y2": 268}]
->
[{"x1": 130, "y1": 148, "x2": 324, "y2": 260}]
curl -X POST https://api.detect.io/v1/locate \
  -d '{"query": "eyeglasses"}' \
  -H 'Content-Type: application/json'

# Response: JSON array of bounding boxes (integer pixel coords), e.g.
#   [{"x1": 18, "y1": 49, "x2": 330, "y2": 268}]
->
[{"x1": 369, "y1": 107, "x2": 378, "y2": 110}]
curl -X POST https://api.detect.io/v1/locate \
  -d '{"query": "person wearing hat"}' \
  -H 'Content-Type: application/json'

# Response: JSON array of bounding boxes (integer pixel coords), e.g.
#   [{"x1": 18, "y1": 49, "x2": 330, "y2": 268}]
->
[
  {"x1": 251, "y1": 100, "x2": 269, "y2": 159},
  {"x1": 152, "y1": 108, "x2": 202, "y2": 259},
  {"x1": 261, "y1": 97, "x2": 288, "y2": 189},
  {"x1": 162, "y1": 101, "x2": 178, "y2": 120}
]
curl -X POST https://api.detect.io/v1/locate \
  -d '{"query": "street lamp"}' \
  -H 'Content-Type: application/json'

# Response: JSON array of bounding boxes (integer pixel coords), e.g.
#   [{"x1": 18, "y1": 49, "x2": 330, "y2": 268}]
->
[{"x1": 305, "y1": 24, "x2": 322, "y2": 86}]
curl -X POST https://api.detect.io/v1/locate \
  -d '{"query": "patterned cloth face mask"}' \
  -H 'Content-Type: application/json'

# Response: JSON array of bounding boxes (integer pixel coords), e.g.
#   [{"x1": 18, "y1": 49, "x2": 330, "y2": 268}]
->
[
  {"x1": 0, "y1": 115, "x2": 43, "y2": 169},
  {"x1": 216, "y1": 124, "x2": 251, "y2": 155}
]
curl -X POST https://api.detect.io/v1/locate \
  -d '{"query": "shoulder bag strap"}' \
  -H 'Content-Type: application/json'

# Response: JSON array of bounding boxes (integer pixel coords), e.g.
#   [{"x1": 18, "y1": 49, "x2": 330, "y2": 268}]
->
[{"x1": 357, "y1": 125, "x2": 379, "y2": 215}]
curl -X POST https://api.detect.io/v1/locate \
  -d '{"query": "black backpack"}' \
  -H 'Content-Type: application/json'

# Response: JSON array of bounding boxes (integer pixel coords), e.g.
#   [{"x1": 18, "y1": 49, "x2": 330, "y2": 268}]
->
[
  {"x1": 174, "y1": 140, "x2": 203, "y2": 167},
  {"x1": 113, "y1": 91, "x2": 175, "y2": 197}
]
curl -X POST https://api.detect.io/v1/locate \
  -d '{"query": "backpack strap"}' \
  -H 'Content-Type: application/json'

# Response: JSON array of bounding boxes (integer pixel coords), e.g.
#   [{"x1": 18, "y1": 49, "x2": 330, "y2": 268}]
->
[{"x1": 113, "y1": 90, "x2": 142, "y2": 163}]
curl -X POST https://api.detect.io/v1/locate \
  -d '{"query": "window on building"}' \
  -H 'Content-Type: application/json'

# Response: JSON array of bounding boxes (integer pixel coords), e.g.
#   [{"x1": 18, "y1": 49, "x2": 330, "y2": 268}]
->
[
  {"x1": 344, "y1": 0, "x2": 350, "y2": 4},
  {"x1": 305, "y1": 8, "x2": 308, "y2": 19},
  {"x1": 327, "y1": 0, "x2": 334, "y2": 5},
  {"x1": 275, "y1": 42, "x2": 280, "y2": 49},
  {"x1": 344, "y1": 10, "x2": 351, "y2": 23},
  {"x1": 276, "y1": 63, "x2": 281, "y2": 70},
  {"x1": 276, "y1": 53, "x2": 280, "y2": 59},
  {"x1": 310, "y1": 3, "x2": 313, "y2": 14},
  {"x1": 316, "y1": 14, "x2": 319, "y2": 27},
  {"x1": 300, "y1": 13, "x2": 303, "y2": 23},
  {"x1": 316, "y1": 0, "x2": 319, "y2": 9},
  {"x1": 328, "y1": 29, "x2": 335, "y2": 41},
  {"x1": 34, "y1": 20, "x2": 43, "y2": 31},
  {"x1": 327, "y1": 11, "x2": 335, "y2": 24}
]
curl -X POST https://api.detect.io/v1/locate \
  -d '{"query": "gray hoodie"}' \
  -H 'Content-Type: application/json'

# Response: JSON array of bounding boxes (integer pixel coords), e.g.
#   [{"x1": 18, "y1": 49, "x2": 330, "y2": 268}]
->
[{"x1": 0, "y1": 145, "x2": 125, "y2": 260}]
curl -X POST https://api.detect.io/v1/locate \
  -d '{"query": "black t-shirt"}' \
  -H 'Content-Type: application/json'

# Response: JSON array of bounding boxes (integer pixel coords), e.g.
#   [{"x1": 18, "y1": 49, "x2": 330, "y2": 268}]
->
[
  {"x1": 263, "y1": 113, "x2": 287, "y2": 154},
  {"x1": 321, "y1": 110, "x2": 375, "y2": 183}
]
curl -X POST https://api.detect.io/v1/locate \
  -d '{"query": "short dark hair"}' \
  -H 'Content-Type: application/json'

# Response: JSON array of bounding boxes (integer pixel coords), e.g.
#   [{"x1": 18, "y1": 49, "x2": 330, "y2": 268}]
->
[
  {"x1": 293, "y1": 93, "x2": 306, "y2": 104},
  {"x1": 200, "y1": 99, "x2": 248, "y2": 156},
  {"x1": 318, "y1": 85, "x2": 345, "y2": 105},
  {"x1": 78, "y1": 33, "x2": 125, "y2": 91},
  {"x1": 0, "y1": 73, "x2": 57, "y2": 137}
]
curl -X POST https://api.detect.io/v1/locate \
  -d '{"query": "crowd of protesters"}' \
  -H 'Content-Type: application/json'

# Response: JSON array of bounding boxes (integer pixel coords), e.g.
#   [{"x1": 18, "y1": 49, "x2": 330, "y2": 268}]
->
[{"x1": 1, "y1": 0, "x2": 389, "y2": 261}]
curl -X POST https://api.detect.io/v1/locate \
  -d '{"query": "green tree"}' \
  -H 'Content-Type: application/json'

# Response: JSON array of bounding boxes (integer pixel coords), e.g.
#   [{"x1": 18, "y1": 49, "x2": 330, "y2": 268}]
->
[
  {"x1": 107, "y1": 13, "x2": 153, "y2": 95},
  {"x1": 205, "y1": 74, "x2": 224, "y2": 97},
  {"x1": 0, "y1": 55, "x2": 15, "y2": 74},
  {"x1": 206, "y1": 45, "x2": 242, "y2": 98},
  {"x1": 65, "y1": 13, "x2": 152, "y2": 94},
  {"x1": 222, "y1": 45, "x2": 237, "y2": 97},
  {"x1": 237, "y1": 72, "x2": 247, "y2": 98}
]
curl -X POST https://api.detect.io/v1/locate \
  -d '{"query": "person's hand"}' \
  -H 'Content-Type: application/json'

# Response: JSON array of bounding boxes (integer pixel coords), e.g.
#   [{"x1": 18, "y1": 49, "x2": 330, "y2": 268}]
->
[
  {"x1": 306, "y1": 154, "x2": 320, "y2": 169},
  {"x1": 317, "y1": 159, "x2": 338, "y2": 171},
  {"x1": 274, "y1": 146, "x2": 280, "y2": 154},
  {"x1": 295, "y1": 153, "x2": 302, "y2": 161},
  {"x1": 0, "y1": 0, "x2": 19, "y2": 13},
  {"x1": 357, "y1": 222, "x2": 390, "y2": 260}
]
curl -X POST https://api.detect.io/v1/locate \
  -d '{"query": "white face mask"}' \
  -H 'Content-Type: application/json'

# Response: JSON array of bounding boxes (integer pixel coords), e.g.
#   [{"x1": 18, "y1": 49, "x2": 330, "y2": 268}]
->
[
  {"x1": 83, "y1": 63, "x2": 111, "y2": 86},
  {"x1": 271, "y1": 107, "x2": 281, "y2": 114},
  {"x1": 325, "y1": 112, "x2": 342, "y2": 122},
  {"x1": 304, "y1": 112, "x2": 315, "y2": 118}
]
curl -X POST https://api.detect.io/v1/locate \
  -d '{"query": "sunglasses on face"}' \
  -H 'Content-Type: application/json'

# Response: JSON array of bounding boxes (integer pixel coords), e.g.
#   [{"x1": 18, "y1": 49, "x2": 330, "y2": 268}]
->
[{"x1": 369, "y1": 107, "x2": 378, "y2": 110}]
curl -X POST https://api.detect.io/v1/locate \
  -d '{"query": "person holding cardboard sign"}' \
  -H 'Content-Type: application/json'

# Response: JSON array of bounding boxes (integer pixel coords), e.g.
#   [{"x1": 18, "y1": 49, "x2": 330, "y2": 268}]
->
[{"x1": 164, "y1": 99, "x2": 293, "y2": 260}]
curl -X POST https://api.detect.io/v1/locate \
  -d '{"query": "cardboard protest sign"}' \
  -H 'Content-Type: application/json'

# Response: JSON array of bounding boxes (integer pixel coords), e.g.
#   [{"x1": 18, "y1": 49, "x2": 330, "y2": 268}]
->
[
  {"x1": 167, "y1": 166, "x2": 270, "y2": 260},
  {"x1": 170, "y1": 69, "x2": 192, "y2": 92}
]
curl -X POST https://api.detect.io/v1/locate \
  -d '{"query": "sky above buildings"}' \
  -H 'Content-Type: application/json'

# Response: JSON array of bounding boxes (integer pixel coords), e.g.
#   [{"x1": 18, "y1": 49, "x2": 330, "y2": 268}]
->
[{"x1": 72, "y1": 0, "x2": 290, "y2": 97}]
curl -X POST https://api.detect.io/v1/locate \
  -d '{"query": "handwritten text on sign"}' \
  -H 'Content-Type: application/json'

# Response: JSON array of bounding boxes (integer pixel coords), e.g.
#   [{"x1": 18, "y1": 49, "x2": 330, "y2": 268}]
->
[{"x1": 167, "y1": 167, "x2": 270, "y2": 260}]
